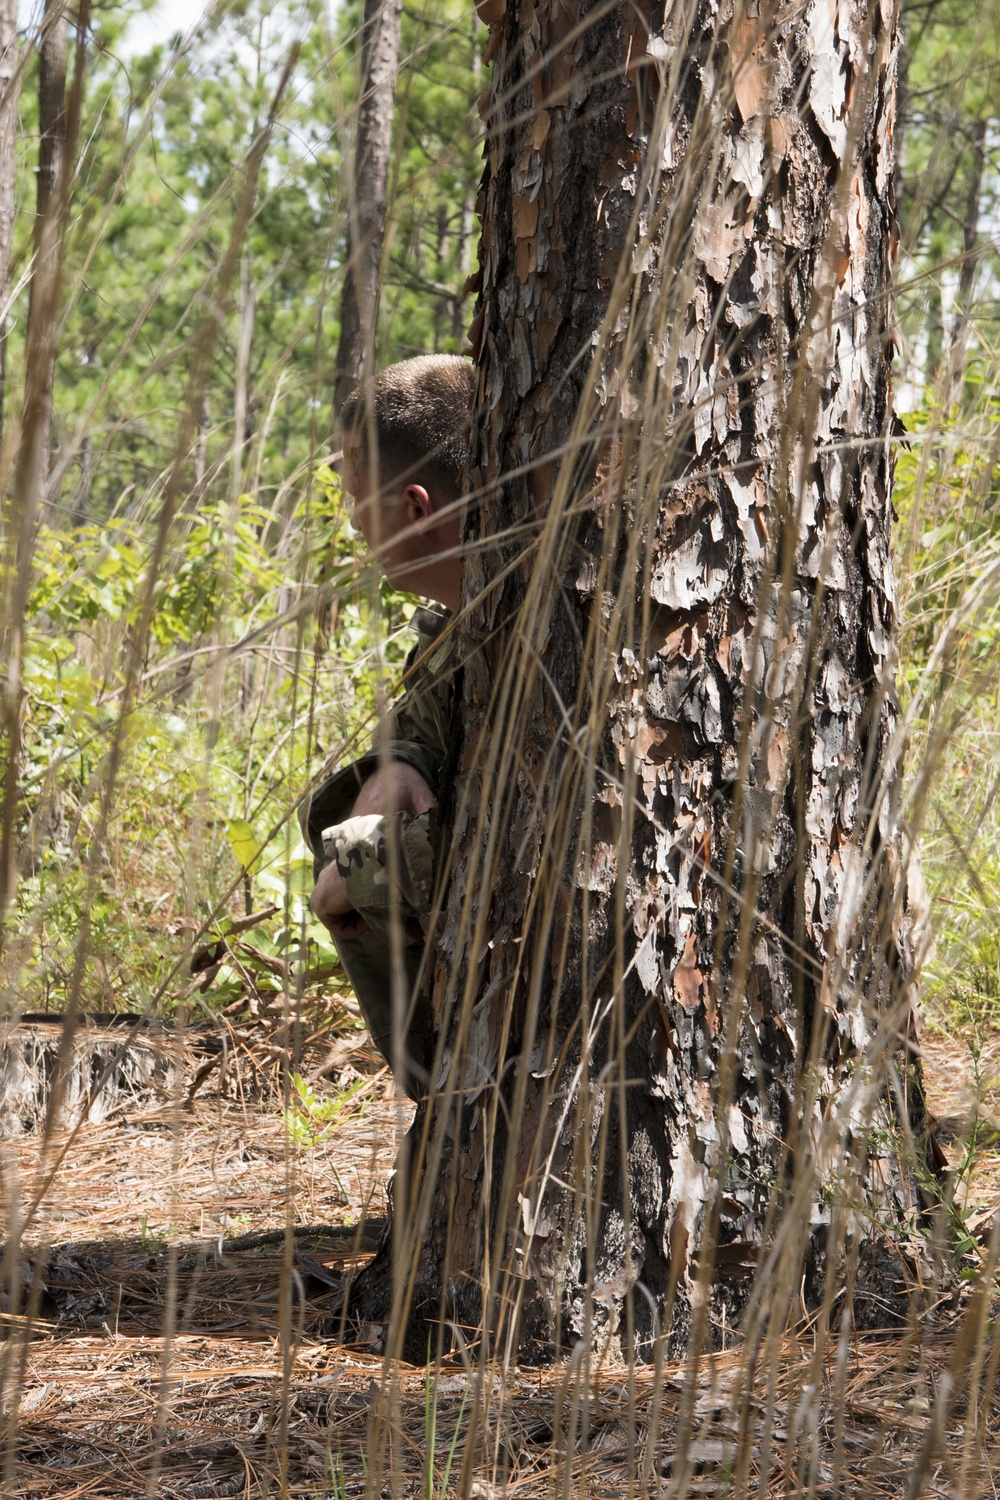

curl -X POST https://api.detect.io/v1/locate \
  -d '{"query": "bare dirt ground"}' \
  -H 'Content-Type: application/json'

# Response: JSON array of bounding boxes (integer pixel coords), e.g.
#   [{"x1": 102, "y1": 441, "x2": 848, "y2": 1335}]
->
[{"x1": 0, "y1": 1018, "x2": 997, "y2": 1498}]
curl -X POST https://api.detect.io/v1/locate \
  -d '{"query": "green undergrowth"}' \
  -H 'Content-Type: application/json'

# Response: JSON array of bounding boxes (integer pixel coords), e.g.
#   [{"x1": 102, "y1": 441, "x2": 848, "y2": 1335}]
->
[
  {"x1": 283, "y1": 1072, "x2": 370, "y2": 1149},
  {"x1": 2, "y1": 473, "x2": 419, "y2": 1021},
  {"x1": 896, "y1": 376, "x2": 1000, "y2": 1034}
]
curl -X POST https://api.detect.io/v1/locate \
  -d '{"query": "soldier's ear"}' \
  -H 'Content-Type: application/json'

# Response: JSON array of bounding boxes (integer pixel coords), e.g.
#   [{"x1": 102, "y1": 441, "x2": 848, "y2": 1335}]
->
[{"x1": 401, "y1": 484, "x2": 433, "y2": 526}]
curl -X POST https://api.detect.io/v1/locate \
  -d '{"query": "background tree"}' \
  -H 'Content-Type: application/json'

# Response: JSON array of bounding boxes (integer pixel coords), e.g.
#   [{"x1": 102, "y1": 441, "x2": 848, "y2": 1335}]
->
[
  {"x1": 0, "y1": 0, "x2": 21, "y2": 447},
  {"x1": 0, "y1": 0, "x2": 78, "y2": 939},
  {"x1": 25, "y1": 0, "x2": 72, "y2": 510},
  {"x1": 357, "y1": 0, "x2": 940, "y2": 1361},
  {"x1": 333, "y1": 0, "x2": 403, "y2": 416},
  {"x1": 892, "y1": 0, "x2": 998, "y2": 1034},
  {"x1": 898, "y1": 0, "x2": 998, "y2": 396}
]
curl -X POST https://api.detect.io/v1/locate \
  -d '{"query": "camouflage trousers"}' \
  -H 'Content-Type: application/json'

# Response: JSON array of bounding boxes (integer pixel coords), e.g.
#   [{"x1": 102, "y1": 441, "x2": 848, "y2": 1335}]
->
[{"x1": 320, "y1": 810, "x2": 436, "y2": 1100}]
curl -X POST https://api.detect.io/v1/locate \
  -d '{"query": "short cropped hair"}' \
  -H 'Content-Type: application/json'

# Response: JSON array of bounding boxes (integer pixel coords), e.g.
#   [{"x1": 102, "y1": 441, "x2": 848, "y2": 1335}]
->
[{"x1": 339, "y1": 355, "x2": 474, "y2": 495}]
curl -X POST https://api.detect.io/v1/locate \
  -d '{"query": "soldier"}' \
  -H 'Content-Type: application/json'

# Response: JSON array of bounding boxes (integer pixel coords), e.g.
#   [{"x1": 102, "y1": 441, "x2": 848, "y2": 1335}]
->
[{"x1": 301, "y1": 355, "x2": 475, "y2": 1098}]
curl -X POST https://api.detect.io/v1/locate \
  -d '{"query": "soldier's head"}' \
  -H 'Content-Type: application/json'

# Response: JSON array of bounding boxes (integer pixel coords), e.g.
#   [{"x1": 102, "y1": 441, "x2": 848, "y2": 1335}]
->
[{"x1": 337, "y1": 355, "x2": 474, "y2": 612}]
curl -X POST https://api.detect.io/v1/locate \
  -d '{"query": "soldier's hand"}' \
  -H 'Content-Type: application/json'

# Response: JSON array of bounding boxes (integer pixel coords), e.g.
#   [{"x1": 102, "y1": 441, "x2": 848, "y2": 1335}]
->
[
  {"x1": 351, "y1": 763, "x2": 437, "y2": 820},
  {"x1": 311, "y1": 764, "x2": 436, "y2": 937}
]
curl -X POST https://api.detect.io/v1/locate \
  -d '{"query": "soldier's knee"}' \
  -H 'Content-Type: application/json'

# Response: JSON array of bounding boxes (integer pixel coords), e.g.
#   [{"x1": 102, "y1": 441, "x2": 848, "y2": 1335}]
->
[
  {"x1": 310, "y1": 838, "x2": 374, "y2": 934},
  {"x1": 325, "y1": 909, "x2": 371, "y2": 941}
]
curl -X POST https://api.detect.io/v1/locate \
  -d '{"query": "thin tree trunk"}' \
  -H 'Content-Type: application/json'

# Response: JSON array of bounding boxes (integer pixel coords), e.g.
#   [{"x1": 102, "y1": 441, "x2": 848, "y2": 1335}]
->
[
  {"x1": 451, "y1": 196, "x2": 474, "y2": 344},
  {"x1": 26, "y1": 0, "x2": 69, "y2": 509},
  {"x1": 925, "y1": 280, "x2": 943, "y2": 388},
  {"x1": 70, "y1": 432, "x2": 92, "y2": 525},
  {"x1": 0, "y1": 0, "x2": 21, "y2": 450},
  {"x1": 450, "y1": 8, "x2": 479, "y2": 345},
  {"x1": 353, "y1": 0, "x2": 937, "y2": 1362},
  {"x1": 231, "y1": 273, "x2": 256, "y2": 722},
  {"x1": 194, "y1": 395, "x2": 208, "y2": 494},
  {"x1": 432, "y1": 202, "x2": 447, "y2": 350},
  {"x1": 332, "y1": 0, "x2": 402, "y2": 418},
  {"x1": 230, "y1": 270, "x2": 256, "y2": 505},
  {"x1": 0, "y1": 0, "x2": 84, "y2": 943},
  {"x1": 944, "y1": 116, "x2": 987, "y2": 408}
]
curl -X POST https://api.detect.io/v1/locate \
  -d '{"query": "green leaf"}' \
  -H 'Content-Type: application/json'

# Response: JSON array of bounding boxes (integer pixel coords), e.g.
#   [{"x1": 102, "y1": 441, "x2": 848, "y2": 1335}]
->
[{"x1": 225, "y1": 817, "x2": 260, "y2": 871}]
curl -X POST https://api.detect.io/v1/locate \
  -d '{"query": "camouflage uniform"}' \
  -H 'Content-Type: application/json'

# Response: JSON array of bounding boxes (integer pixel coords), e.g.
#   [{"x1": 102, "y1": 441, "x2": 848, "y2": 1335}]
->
[{"x1": 299, "y1": 607, "x2": 457, "y2": 1097}]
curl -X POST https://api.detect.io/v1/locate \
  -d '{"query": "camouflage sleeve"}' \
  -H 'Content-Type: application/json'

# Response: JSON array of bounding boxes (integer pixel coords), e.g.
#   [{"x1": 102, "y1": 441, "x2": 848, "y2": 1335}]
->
[
  {"x1": 299, "y1": 608, "x2": 457, "y2": 874},
  {"x1": 320, "y1": 810, "x2": 435, "y2": 921},
  {"x1": 378, "y1": 611, "x2": 456, "y2": 782}
]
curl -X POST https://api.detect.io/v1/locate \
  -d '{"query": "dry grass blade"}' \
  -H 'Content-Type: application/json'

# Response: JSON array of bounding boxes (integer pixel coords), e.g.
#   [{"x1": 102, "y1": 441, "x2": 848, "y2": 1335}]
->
[{"x1": 0, "y1": 0, "x2": 997, "y2": 1497}]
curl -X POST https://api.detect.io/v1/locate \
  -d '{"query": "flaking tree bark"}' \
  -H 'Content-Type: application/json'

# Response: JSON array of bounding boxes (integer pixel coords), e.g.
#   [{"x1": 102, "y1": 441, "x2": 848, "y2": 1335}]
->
[
  {"x1": 353, "y1": 0, "x2": 939, "y2": 1361},
  {"x1": 332, "y1": 0, "x2": 403, "y2": 417}
]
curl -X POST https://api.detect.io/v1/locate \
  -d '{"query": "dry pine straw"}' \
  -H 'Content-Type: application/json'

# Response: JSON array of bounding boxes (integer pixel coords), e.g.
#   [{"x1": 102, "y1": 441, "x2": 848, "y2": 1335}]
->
[{"x1": 0, "y1": 1029, "x2": 998, "y2": 1497}]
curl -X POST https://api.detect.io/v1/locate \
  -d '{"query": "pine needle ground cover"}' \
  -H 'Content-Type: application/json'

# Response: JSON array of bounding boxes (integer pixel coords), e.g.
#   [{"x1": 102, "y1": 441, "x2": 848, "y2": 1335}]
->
[{"x1": 0, "y1": 1028, "x2": 997, "y2": 1500}]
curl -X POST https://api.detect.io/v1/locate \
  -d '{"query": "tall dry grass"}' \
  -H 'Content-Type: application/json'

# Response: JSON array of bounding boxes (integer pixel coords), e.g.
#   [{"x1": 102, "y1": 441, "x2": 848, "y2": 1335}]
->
[{"x1": 0, "y1": 0, "x2": 997, "y2": 1496}]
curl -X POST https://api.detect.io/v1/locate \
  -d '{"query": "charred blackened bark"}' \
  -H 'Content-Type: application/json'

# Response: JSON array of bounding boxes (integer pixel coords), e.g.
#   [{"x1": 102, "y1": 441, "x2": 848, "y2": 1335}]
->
[
  {"x1": 332, "y1": 0, "x2": 403, "y2": 418},
  {"x1": 353, "y1": 0, "x2": 937, "y2": 1362}
]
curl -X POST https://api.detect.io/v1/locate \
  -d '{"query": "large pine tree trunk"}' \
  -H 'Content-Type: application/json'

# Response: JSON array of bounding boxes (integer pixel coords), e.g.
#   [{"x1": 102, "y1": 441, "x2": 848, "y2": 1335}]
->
[
  {"x1": 332, "y1": 0, "x2": 403, "y2": 417},
  {"x1": 354, "y1": 0, "x2": 937, "y2": 1361}
]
